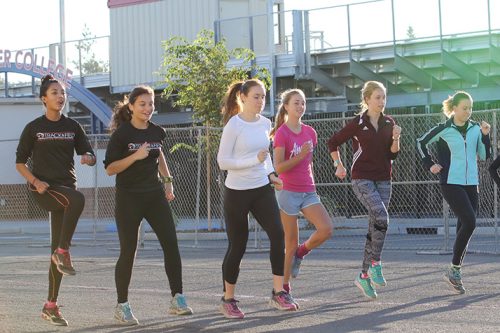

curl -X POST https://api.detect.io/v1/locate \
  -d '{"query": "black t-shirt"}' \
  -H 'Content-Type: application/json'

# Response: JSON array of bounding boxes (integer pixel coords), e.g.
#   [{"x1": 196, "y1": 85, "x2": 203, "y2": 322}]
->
[
  {"x1": 15, "y1": 114, "x2": 94, "y2": 188},
  {"x1": 104, "y1": 121, "x2": 166, "y2": 192}
]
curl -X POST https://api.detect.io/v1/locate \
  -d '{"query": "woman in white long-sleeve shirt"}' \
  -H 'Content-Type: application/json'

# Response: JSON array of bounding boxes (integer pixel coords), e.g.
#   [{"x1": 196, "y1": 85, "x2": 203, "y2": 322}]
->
[{"x1": 217, "y1": 79, "x2": 297, "y2": 319}]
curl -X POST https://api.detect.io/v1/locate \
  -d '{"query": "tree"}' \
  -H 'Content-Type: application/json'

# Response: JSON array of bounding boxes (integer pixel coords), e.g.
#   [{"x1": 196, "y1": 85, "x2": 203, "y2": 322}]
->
[
  {"x1": 159, "y1": 29, "x2": 270, "y2": 127},
  {"x1": 159, "y1": 29, "x2": 270, "y2": 230},
  {"x1": 406, "y1": 26, "x2": 416, "y2": 40},
  {"x1": 72, "y1": 24, "x2": 109, "y2": 75}
]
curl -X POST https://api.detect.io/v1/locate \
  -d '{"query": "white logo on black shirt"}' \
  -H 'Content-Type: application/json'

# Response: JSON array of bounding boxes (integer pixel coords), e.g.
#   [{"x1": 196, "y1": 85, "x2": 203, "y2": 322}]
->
[
  {"x1": 127, "y1": 142, "x2": 162, "y2": 151},
  {"x1": 36, "y1": 132, "x2": 75, "y2": 140}
]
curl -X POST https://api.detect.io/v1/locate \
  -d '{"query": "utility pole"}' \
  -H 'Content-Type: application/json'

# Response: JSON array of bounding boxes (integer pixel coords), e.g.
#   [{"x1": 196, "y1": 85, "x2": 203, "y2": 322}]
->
[
  {"x1": 267, "y1": 0, "x2": 276, "y2": 116},
  {"x1": 59, "y1": 0, "x2": 69, "y2": 114}
]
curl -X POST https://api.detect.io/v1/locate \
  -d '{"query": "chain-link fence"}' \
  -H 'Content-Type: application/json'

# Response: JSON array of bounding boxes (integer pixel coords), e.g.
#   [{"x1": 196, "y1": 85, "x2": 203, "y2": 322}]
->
[{"x1": 2, "y1": 110, "x2": 500, "y2": 253}]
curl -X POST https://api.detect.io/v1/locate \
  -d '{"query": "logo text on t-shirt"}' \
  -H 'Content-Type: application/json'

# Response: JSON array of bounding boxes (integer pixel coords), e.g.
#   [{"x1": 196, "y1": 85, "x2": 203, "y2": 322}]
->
[
  {"x1": 289, "y1": 139, "x2": 313, "y2": 159},
  {"x1": 36, "y1": 132, "x2": 75, "y2": 141},
  {"x1": 127, "y1": 142, "x2": 162, "y2": 151}
]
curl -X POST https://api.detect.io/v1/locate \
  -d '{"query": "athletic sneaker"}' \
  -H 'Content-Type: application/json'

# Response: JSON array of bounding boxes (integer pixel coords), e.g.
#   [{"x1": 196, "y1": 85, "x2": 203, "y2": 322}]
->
[
  {"x1": 287, "y1": 292, "x2": 300, "y2": 310},
  {"x1": 444, "y1": 265, "x2": 466, "y2": 294},
  {"x1": 355, "y1": 274, "x2": 377, "y2": 299},
  {"x1": 291, "y1": 255, "x2": 303, "y2": 278},
  {"x1": 51, "y1": 250, "x2": 76, "y2": 276},
  {"x1": 220, "y1": 297, "x2": 245, "y2": 319},
  {"x1": 269, "y1": 290, "x2": 297, "y2": 311},
  {"x1": 169, "y1": 293, "x2": 193, "y2": 315},
  {"x1": 368, "y1": 262, "x2": 387, "y2": 287},
  {"x1": 114, "y1": 302, "x2": 139, "y2": 325},
  {"x1": 41, "y1": 304, "x2": 68, "y2": 326}
]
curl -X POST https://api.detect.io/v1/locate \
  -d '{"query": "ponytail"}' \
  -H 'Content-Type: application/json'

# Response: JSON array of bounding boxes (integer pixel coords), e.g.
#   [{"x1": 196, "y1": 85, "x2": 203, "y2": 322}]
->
[
  {"x1": 221, "y1": 81, "x2": 243, "y2": 125},
  {"x1": 109, "y1": 101, "x2": 132, "y2": 133}
]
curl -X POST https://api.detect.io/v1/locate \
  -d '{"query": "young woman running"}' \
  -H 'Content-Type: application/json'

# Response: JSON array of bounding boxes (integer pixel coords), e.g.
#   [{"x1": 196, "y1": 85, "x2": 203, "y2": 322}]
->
[
  {"x1": 327, "y1": 81, "x2": 401, "y2": 300},
  {"x1": 270, "y1": 89, "x2": 333, "y2": 307},
  {"x1": 217, "y1": 79, "x2": 297, "y2": 319},
  {"x1": 104, "y1": 85, "x2": 192, "y2": 325},
  {"x1": 417, "y1": 91, "x2": 490, "y2": 294},
  {"x1": 15, "y1": 74, "x2": 96, "y2": 326}
]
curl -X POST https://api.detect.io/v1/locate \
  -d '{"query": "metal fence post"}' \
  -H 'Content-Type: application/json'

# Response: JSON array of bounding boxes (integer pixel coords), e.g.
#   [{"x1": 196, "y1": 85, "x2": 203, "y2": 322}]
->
[
  {"x1": 194, "y1": 128, "x2": 202, "y2": 247},
  {"x1": 93, "y1": 135, "x2": 98, "y2": 244},
  {"x1": 493, "y1": 111, "x2": 499, "y2": 254}
]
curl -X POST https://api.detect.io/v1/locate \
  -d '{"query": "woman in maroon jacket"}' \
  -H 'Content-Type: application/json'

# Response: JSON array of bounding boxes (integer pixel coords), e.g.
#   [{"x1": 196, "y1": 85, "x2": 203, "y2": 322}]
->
[{"x1": 327, "y1": 81, "x2": 401, "y2": 300}]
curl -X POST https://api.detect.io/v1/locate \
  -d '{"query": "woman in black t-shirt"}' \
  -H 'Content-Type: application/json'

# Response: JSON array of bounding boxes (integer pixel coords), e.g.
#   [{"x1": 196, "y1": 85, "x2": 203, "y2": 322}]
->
[
  {"x1": 15, "y1": 74, "x2": 96, "y2": 326},
  {"x1": 104, "y1": 85, "x2": 192, "y2": 325}
]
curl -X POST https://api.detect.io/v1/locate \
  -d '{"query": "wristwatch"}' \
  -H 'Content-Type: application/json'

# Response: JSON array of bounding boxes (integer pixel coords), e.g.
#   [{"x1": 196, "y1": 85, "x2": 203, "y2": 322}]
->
[
  {"x1": 333, "y1": 159, "x2": 341, "y2": 167},
  {"x1": 162, "y1": 175, "x2": 173, "y2": 184}
]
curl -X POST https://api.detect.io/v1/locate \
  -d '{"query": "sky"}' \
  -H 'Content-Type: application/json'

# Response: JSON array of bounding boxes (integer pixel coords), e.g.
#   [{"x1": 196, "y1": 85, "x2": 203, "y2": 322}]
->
[
  {"x1": 1, "y1": 0, "x2": 110, "y2": 50},
  {"x1": 2, "y1": 0, "x2": 498, "y2": 51},
  {"x1": 1, "y1": 0, "x2": 498, "y2": 67}
]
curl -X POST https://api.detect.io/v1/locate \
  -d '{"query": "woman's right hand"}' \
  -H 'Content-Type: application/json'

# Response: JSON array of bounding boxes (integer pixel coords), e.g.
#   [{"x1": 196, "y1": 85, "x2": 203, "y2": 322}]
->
[
  {"x1": 33, "y1": 179, "x2": 49, "y2": 194},
  {"x1": 430, "y1": 164, "x2": 442, "y2": 174},
  {"x1": 134, "y1": 142, "x2": 150, "y2": 161},
  {"x1": 257, "y1": 149, "x2": 269, "y2": 163},
  {"x1": 298, "y1": 141, "x2": 313, "y2": 159},
  {"x1": 335, "y1": 165, "x2": 347, "y2": 180}
]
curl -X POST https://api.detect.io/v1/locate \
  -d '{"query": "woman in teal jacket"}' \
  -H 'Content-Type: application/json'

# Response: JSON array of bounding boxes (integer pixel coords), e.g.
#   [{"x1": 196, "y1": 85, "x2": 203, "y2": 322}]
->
[{"x1": 416, "y1": 91, "x2": 490, "y2": 294}]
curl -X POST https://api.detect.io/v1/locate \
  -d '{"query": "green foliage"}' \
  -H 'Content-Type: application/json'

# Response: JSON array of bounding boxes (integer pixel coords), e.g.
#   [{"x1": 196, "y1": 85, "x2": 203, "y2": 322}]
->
[
  {"x1": 72, "y1": 24, "x2": 109, "y2": 75},
  {"x1": 406, "y1": 26, "x2": 416, "y2": 40},
  {"x1": 169, "y1": 142, "x2": 199, "y2": 154},
  {"x1": 158, "y1": 29, "x2": 271, "y2": 128}
]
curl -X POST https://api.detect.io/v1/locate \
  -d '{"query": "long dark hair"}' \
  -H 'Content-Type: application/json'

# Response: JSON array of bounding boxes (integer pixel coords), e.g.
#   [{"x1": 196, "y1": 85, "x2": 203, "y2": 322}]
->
[
  {"x1": 221, "y1": 79, "x2": 265, "y2": 125},
  {"x1": 109, "y1": 85, "x2": 154, "y2": 132},
  {"x1": 39, "y1": 74, "x2": 64, "y2": 106}
]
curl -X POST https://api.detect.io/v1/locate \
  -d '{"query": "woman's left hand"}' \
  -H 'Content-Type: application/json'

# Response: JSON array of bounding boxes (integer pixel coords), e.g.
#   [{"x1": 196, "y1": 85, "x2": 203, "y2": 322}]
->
[
  {"x1": 164, "y1": 183, "x2": 175, "y2": 201},
  {"x1": 392, "y1": 125, "x2": 402, "y2": 140},
  {"x1": 269, "y1": 173, "x2": 283, "y2": 191},
  {"x1": 481, "y1": 121, "x2": 491, "y2": 135}
]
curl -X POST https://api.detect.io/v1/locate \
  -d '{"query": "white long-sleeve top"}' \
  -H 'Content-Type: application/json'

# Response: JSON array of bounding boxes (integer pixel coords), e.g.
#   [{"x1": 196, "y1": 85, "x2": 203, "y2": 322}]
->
[{"x1": 217, "y1": 114, "x2": 275, "y2": 190}]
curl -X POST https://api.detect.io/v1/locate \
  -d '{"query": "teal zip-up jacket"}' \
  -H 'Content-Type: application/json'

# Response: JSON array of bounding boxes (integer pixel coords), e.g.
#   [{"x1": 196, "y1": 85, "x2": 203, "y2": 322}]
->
[{"x1": 416, "y1": 117, "x2": 491, "y2": 185}]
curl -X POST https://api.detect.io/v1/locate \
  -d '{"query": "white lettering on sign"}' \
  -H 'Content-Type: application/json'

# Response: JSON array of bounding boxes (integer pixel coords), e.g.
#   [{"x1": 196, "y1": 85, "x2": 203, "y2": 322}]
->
[{"x1": 0, "y1": 49, "x2": 73, "y2": 88}]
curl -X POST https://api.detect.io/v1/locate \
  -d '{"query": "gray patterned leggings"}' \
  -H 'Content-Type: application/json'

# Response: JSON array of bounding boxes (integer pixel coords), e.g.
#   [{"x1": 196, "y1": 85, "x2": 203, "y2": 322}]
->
[{"x1": 352, "y1": 179, "x2": 392, "y2": 272}]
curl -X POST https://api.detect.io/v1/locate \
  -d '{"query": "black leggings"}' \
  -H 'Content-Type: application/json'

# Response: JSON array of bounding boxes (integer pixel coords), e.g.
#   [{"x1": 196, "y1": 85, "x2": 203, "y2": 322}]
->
[
  {"x1": 222, "y1": 184, "x2": 284, "y2": 290},
  {"x1": 31, "y1": 185, "x2": 85, "y2": 302},
  {"x1": 115, "y1": 188, "x2": 182, "y2": 303},
  {"x1": 440, "y1": 184, "x2": 478, "y2": 266}
]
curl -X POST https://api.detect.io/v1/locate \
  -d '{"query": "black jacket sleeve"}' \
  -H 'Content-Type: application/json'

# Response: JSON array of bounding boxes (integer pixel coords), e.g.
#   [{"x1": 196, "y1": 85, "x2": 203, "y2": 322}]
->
[{"x1": 488, "y1": 155, "x2": 500, "y2": 187}]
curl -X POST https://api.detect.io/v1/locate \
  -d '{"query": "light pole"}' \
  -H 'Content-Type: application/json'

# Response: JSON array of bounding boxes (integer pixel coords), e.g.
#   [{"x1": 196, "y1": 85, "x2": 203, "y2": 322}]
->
[
  {"x1": 59, "y1": 0, "x2": 69, "y2": 114},
  {"x1": 267, "y1": 0, "x2": 276, "y2": 116},
  {"x1": 59, "y1": 0, "x2": 66, "y2": 68}
]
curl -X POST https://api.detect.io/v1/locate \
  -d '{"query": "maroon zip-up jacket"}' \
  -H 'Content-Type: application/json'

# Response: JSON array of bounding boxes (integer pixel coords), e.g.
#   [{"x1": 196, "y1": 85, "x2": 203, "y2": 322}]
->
[{"x1": 327, "y1": 112, "x2": 399, "y2": 181}]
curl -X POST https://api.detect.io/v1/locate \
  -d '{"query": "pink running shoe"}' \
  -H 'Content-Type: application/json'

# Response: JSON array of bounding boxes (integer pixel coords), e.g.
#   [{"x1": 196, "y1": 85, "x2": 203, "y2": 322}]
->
[
  {"x1": 219, "y1": 297, "x2": 245, "y2": 319},
  {"x1": 51, "y1": 250, "x2": 76, "y2": 276},
  {"x1": 269, "y1": 291, "x2": 297, "y2": 311}
]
